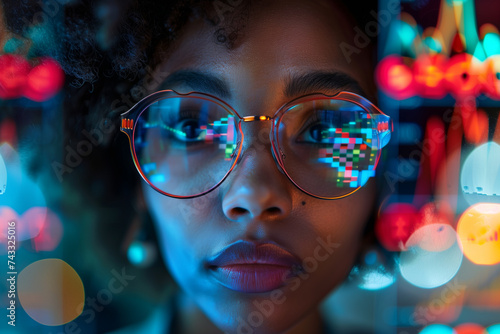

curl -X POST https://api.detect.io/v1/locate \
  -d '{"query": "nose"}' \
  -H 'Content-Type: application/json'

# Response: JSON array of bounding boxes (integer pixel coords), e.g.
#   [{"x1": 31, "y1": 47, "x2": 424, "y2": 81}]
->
[{"x1": 221, "y1": 131, "x2": 292, "y2": 222}]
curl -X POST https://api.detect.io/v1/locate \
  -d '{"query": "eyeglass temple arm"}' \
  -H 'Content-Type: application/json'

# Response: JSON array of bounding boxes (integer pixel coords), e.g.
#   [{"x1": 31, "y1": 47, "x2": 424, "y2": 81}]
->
[{"x1": 120, "y1": 91, "x2": 177, "y2": 134}]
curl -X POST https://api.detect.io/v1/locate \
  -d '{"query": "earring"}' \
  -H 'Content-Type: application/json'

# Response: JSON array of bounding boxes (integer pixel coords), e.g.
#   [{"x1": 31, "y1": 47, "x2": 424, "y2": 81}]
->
[{"x1": 124, "y1": 210, "x2": 158, "y2": 268}]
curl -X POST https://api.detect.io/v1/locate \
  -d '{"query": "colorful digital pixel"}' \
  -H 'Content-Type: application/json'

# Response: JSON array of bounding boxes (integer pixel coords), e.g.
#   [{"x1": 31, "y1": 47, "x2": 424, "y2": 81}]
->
[
  {"x1": 199, "y1": 115, "x2": 237, "y2": 160},
  {"x1": 317, "y1": 112, "x2": 377, "y2": 188}
]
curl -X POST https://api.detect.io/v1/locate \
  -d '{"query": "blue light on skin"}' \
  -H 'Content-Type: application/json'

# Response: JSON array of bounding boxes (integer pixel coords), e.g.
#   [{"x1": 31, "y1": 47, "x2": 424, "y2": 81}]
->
[{"x1": 419, "y1": 324, "x2": 456, "y2": 334}]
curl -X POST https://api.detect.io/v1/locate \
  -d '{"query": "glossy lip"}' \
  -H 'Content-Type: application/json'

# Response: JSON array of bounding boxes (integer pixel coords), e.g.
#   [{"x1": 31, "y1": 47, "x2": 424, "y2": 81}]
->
[{"x1": 206, "y1": 240, "x2": 304, "y2": 293}]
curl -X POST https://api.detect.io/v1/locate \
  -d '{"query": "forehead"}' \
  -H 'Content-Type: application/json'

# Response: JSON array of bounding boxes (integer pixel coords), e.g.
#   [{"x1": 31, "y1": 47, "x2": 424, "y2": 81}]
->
[{"x1": 158, "y1": 0, "x2": 374, "y2": 102}]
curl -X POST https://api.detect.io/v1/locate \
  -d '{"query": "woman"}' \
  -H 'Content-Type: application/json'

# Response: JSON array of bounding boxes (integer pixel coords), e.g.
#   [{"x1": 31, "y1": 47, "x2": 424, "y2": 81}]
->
[
  {"x1": 2, "y1": 0, "x2": 390, "y2": 333},
  {"x1": 115, "y1": 0, "x2": 390, "y2": 333}
]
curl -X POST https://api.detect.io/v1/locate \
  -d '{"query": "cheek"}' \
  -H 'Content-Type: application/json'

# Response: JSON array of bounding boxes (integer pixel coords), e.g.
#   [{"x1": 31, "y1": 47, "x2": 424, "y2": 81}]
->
[
  {"x1": 143, "y1": 184, "x2": 223, "y2": 283},
  {"x1": 306, "y1": 182, "x2": 376, "y2": 281}
]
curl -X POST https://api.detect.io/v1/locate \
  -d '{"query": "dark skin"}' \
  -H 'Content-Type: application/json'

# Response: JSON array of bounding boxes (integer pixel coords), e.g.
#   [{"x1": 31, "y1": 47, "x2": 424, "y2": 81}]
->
[{"x1": 142, "y1": 1, "x2": 378, "y2": 333}]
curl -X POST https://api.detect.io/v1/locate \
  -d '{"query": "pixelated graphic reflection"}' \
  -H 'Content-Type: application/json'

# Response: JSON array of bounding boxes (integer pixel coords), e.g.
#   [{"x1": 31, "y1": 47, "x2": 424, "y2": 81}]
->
[
  {"x1": 278, "y1": 98, "x2": 389, "y2": 198},
  {"x1": 457, "y1": 203, "x2": 500, "y2": 265},
  {"x1": 18, "y1": 259, "x2": 85, "y2": 326},
  {"x1": 134, "y1": 97, "x2": 238, "y2": 197},
  {"x1": 314, "y1": 112, "x2": 378, "y2": 188}
]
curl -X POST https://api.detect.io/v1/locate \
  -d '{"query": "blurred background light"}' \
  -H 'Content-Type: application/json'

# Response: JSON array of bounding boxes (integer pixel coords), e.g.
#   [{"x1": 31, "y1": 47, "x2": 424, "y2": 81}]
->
[
  {"x1": 127, "y1": 240, "x2": 157, "y2": 268},
  {"x1": 482, "y1": 33, "x2": 500, "y2": 57},
  {"x1": 0, "y1": 119, "x2": 18, "y2": 147},
  {"x1": 444, "y1": 54, "x2": 483, "y2": 98},
  {"x1": 487, "y1": 324, "x2": 500, "y2": 334},
  {"x1": 0, "y1": 55, "x2": 64, "y2": 101},
  {"x1": 375, "y1": 203, "x2": 419, "y2": 251},
  {"x1": 398, "y1": 122, "x2": 422, "y2": 144},
  {"x1": 460, "y1": 142, "x2": 500, "y2": 203},
  {"x1": 419, "y1": 324, "x2": 456, "y2": 334},
  {"x1": 350, "y1": 248, "x2": 396, "y2": 291},
  {"x1": 457, "y1": 203, "x2": 500, "y2": 265},
  {"x1": 376, "y1": 55, "x2": 417, "y2": 100},
  {"x1": 399, "y1": 223, "x2": 463, "y2": 288},
  {"x1": 413, "y1": 54, "x2": 447, "y2": 99},
  {"x1": 0, "y1": 143, "x2": 47, "y2": 214},
  {"x1": 23, "y1": 207, "x2": 64, "y2": 251},
  {"x1": 0, "y1": 149, "x2": 6, "y2": 195},
  {"x1": 24, "y1": 57, "x2": 65, "y2": 102},
  {"x1": 483, "y1": 55, "x2": 500, "y2": 100},
  {"x1": 18, "y1": 259, "x2": 85, "y2": 326},
  {"x1": 406, "y1": 224, "x2": 457, "y2": 252},
  {"x1": 0, "y1": 54, "x2": 31, "y2": 100},
  {"x1": 454, "y1": 323, "x2": 485, "y2": 334}
]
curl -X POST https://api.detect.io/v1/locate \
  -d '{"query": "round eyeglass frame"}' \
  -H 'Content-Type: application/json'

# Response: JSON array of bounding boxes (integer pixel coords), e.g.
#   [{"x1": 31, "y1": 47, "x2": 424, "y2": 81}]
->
[{"x1": 120, "y1": 89, "x2": 392, "y2": 200}]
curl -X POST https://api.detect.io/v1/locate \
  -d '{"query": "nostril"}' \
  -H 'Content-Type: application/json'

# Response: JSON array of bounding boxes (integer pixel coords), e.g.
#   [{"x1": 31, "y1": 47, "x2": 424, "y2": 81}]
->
[
  {"x1": 230, "y1": 207, "x2": 249, "y2": 216},
  {"x1": 266, "y1": 207, "x2": 282, "y2": 215}
]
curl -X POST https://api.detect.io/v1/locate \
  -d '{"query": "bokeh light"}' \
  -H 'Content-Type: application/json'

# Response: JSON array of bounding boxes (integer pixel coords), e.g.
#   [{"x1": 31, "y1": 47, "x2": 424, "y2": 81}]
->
[
  {"x1": 420, "y1": 324, "x2": 456, "y2": 334},
  {"x1": 414, "y1": 53, "x2": 447, "y2": 99},
  {"x1": 18, "y1": 259, "x2": 85, "y2": 326},
  {"x1": 24, "y1": 57, "x2": 65, "y2": 102},
  {"x1": 0, "y1": 149, "x2": 6, "y2": 195},
  {"x1": 0, "y1": 118, "x2": 17, "y2": 147},
  {"x1": 0, "y1": 206, "x2": 19, "y2": 251},
  {"x1": 376, "y1": 55, "x2": 416, "y2": 99},
  {"x1": 444, "y1": 54, "x2": 484, "y2": 98},
  {"x1": 375, "y1": 203, "x2": 419, "y2": 251},
  {"x1": 406, "y1": 224, "x2": 457, "y2": 252},
  {"x1": 483, "y1": 55, "x2": 500, "y2": 100},
  {"x1": 352, "y1": 249, "x2": 396, "y2": 291},
  {"x1": 457, "y1": 203, "x2": 500, "y2": 265},
  {"x1": 0, "y1": 54, "x2": 31, "y2": 99},
  {"x1": 483, "y1": 33, "x2": 500, "y2": 57},
  {"x1": 487, "y1": 324, "x2": 500, "y2": 334},
  {"x1": 127, "y1": 240, "x2": 157, "y2": 268},
  {"x1": 460, "y1": 142, "x2": 500, "y2": 203},
  {"x1": 23, "y1": 207, "x2": 64, "y2": 251},
  {"x1": 399, "y1": 224, "x2": 463, "y2": 288},
  {"x1": 0, "y1": 143, "x2": 47, "y2": 214},
  {"x1": 454, "y1": 323, "x2": 485, "y2": 334}
]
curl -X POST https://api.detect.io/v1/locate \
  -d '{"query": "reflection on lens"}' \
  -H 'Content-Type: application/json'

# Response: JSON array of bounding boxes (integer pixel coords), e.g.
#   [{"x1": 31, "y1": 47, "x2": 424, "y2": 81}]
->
[
  {"x1": 278, "y1": 99, "x2": 380, "y2": 198},
  {"x1": 133, "y1": 96, "x2": 238, "y2": 197}
]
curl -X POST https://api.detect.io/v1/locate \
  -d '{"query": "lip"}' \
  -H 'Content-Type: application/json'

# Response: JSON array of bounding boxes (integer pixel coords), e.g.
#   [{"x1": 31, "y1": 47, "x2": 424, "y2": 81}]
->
[{"x1": 206, "y1": 240, "x2": 303, "y2": 293}]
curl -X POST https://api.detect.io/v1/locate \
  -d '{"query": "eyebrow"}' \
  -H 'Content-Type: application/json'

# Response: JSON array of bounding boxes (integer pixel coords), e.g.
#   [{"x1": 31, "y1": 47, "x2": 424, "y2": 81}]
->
[
  {"x1": 284, "y1": 71, "x2": 365, "y2": 98},
  {"x1": 159, "y1": 70, "x2": 231, "y2": 98},
  {"x1": 159, "y1": 69, "x2": 365, "y2": 100}
]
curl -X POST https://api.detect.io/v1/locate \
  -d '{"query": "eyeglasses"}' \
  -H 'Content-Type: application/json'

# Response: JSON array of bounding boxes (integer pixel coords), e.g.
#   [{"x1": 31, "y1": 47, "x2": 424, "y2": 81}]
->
[{"x1": 120, "y1": 89, "x2": 391, "y2": 199}]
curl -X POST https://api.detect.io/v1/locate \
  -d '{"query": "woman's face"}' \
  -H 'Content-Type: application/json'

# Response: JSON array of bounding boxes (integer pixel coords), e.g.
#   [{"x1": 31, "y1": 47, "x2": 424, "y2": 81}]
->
[{"x1": 143, "y1": 1, "x2": 377, "y2": 332}]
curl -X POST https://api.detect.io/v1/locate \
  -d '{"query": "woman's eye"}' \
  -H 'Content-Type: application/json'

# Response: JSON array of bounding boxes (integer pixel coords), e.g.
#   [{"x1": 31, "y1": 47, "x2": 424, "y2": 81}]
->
[
  {"x1": 174, "y1": 118, "x2": 206, "y2": 142},
  {"x1": 307, "y1": 123, "x2": 331, "y2": 142},
  {"x1": 179, "y1": 119, "x2": 204, "y2": 141}
]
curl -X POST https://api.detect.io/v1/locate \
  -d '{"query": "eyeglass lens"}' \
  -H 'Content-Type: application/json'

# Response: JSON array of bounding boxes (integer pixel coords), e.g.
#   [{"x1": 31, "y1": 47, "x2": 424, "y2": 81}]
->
[{"x1": 132, "y1": 96, "x2": 381, "y2": 198}]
